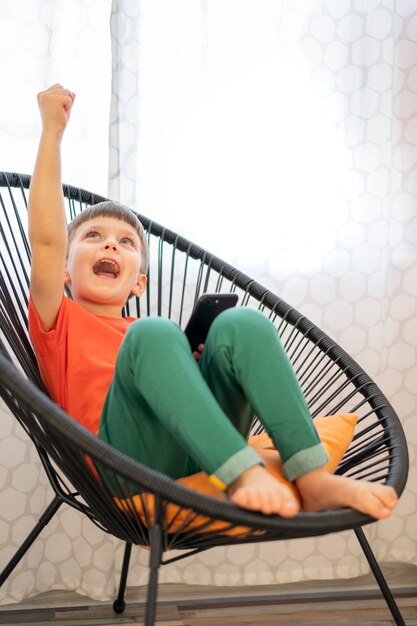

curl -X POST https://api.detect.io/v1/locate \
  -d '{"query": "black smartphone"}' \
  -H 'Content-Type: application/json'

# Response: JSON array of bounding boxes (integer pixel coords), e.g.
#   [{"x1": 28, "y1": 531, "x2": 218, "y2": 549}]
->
[{"x1": 184, "y1": 293, "x2": 239, "y2": 351}]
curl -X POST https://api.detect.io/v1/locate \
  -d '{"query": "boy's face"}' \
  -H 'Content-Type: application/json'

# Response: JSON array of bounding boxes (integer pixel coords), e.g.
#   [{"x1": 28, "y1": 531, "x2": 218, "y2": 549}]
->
[{"x1": 64, "y1": 216, "x2": 147, "y2": 316}]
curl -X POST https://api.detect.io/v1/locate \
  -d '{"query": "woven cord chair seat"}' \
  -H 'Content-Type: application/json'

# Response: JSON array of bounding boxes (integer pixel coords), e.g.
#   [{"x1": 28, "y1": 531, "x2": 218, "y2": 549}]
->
[{"x1": 0, "y1": 172, "x2": 409, "y2": 626}]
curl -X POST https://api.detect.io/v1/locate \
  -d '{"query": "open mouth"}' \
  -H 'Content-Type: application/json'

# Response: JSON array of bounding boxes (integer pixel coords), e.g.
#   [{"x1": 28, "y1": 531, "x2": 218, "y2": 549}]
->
[{"x1": 92, "y1": 258, "x2": 120, "y2": 279}]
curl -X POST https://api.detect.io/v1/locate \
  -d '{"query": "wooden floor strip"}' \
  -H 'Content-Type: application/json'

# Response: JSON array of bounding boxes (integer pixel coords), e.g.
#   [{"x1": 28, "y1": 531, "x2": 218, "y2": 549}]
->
[
  {"x1": 0, "y1": 597, "x2": 416, "y2": 625},
  {"x1": 1, "y1": 563, "x2": 416, "y2": 626}
]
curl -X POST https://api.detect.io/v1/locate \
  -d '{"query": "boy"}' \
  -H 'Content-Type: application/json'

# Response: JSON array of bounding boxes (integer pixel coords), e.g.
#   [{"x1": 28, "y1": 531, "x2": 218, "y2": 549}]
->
[{"x1": 28, "y1": 84, "x2": 398, "y2": 519}]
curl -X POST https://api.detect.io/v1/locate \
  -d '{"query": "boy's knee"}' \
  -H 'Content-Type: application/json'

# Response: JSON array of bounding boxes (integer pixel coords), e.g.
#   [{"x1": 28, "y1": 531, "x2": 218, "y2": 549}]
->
[
  {"x1": 211, "y1": 306, "x2": 273, "y2": 339},
  {"x1": 125, "y1": 317, "x2": 183, "y2": 349},
  {"x1": 215, "y1": 306, "x2": 269, "y2": 326}
]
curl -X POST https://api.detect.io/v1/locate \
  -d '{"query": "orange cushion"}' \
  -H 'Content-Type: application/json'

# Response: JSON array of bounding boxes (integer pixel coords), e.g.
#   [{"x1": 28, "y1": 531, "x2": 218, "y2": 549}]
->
[
  {"x1": 248, "y1": 412, "x2": 358, "y2": 501},
  {"x1": 115, "y1": 413, "x2": 358, "y2": 536}
]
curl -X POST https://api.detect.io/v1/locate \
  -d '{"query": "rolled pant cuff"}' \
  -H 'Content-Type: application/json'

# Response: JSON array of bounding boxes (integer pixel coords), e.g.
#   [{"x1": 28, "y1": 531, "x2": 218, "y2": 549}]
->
[
  {"x1": 209, "y1": 446, "x2": 265, "y2": 490},
  {"x1": 283, "y1": 443, "x2": 328, "y2": 482}
]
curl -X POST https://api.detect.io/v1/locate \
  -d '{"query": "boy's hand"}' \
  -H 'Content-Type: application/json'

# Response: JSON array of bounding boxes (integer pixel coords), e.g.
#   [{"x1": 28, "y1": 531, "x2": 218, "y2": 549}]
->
[
  {"x1": 193, "y1": 343, "x2": 205, "y2": 362},
  {"x1": 37, "y1": 83, "x2": 75, "y2": 135}
]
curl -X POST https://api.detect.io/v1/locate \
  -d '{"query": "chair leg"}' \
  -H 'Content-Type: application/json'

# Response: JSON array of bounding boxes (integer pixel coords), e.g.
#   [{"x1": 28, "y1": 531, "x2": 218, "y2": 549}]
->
[
  {"x1": 113, "y1": 542, "x2": 132, "y2": 614},
  {"x1": 354, "y1": 527, "x2": 406, "y2": 626},
  {"x1": 0, "y1": 495, "x2": 62, "y2": 587},
  {"x1": 145, "y1": 525, "x2": 163, "y2": 626},
  {"x1": 145, "y1": 497, "x2": 164, "y2": 626}
]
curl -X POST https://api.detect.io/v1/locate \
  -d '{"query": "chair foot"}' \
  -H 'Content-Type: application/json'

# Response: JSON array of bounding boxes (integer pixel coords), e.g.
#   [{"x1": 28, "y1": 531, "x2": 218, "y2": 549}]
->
[
  {"x1": 113, "y1": 542, "x2": 132, "y2": 615},
  {"x1": 355, "y1": 527, "x2": 406, "y2": 626},
  {"x1": 112, "y1": 598, "x2": 126, "y2": 614}
]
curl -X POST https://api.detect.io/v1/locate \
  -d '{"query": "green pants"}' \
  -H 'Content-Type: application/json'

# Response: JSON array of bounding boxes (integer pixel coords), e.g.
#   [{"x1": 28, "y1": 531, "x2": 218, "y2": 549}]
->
[{"x1": 99, "y1": 308, "x2": 327, "y2": 487}]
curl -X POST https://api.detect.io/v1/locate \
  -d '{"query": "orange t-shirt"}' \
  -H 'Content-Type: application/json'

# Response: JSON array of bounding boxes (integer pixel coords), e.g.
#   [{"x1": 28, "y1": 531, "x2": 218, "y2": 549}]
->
[{"x1": 28, "y1": 296, "x2": 136, "y2": 435}]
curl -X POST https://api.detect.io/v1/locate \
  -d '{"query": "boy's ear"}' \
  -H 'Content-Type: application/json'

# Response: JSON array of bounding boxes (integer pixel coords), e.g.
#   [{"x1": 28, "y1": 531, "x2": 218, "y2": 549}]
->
[
  {"x1": 64, "y1": 267, "x2": 71, "y2": 286},
  {"x1": 132, "y1": 274, "x2": 147, "y2": 298}
]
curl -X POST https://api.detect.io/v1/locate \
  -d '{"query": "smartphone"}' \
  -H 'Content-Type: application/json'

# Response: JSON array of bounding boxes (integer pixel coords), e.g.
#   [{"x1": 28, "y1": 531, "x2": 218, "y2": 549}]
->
[{"x1": 184, "y1": 293, "x2": 239, "y2": 351}]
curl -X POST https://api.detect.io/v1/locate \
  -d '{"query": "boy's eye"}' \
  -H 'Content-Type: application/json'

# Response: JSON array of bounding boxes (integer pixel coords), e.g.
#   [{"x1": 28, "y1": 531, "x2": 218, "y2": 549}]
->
[
  {"x1": 120, "y1": 236, "x2": 135, "y2": 246},
  {"x1": 86, "y1": 230, "x2": 101, "y2": 239}
]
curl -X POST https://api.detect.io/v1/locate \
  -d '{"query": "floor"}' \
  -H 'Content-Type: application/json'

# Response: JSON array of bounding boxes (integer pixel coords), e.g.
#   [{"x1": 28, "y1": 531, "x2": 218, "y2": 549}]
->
[{"x1": 1, "y1": 562, "x2": 416, "y2": 625}]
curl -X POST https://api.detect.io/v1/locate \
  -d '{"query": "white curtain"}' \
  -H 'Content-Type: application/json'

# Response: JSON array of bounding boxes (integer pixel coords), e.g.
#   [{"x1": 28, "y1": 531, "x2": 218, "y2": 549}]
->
[
  {"x1": 108, "y1": 0, "x2": 417, "y2": 586},
  {"x1": 1, "y1": 0, "x2": 416, "y2": 605},
  {"x1": 0, "y1": 0, "x2": 112, "y2": 194}
]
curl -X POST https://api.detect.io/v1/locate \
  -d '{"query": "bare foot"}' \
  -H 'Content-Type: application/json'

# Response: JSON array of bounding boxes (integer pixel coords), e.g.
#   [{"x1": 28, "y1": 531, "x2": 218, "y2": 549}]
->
[
  {"x1": 228, "y1": 465, "x2": 300, "y2": 517},
  {"x1": 296, "y1": 468, "x2": 398, "y2": 519}
]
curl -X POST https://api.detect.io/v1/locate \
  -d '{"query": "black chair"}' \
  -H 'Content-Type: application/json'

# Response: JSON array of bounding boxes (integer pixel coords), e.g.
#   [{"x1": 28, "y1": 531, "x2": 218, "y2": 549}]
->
[{"x1": 0, "y1": 172, "x2": 409, "y2": 626}]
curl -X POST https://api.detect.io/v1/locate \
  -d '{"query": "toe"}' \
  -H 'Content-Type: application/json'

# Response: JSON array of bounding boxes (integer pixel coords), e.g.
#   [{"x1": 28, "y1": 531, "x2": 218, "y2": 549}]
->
[{"x1": 280, "y1": 499, "x2": 300, "y2": 518}]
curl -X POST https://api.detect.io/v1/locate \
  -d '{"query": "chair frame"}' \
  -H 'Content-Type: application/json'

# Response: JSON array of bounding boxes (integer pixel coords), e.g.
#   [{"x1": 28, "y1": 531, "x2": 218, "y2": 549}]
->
[{"x1": 0, "y1": 172, "x2": 409, "y2": 626}]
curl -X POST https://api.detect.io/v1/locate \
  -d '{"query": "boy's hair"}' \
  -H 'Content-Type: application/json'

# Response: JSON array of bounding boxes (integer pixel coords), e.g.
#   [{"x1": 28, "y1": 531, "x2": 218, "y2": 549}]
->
[{"x1": 67, "y1": 201, "x2": 149, "y2": 274}]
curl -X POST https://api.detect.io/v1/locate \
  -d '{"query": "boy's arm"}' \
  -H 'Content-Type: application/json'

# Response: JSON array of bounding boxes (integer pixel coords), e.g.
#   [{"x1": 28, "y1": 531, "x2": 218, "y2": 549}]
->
[{"x1": 29, "y1": 84, "x2": 75, "y2": 332}]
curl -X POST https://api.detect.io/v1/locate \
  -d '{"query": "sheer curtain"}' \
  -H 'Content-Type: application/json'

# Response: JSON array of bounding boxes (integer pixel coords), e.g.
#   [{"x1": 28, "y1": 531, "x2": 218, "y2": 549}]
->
[
  {"x1": 109, "y1": 0, "x2": 417, "y2": 587},
  {"x1": 0, "y1": 0, "x2": 112, "y2": 194},
  {"x1": 1, "y1": 0, "x2": 416, "y2": 605},
  {"x1": 0, "y1": 0, "x2": 121, "y2": 605}
]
